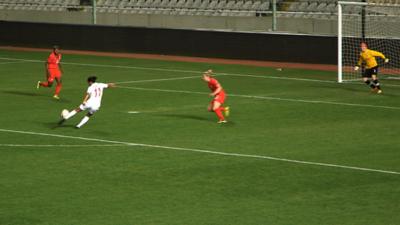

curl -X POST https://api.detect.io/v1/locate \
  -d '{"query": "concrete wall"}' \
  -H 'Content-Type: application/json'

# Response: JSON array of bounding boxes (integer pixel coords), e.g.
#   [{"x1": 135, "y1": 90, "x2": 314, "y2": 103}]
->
[
  {"x1": 0, "y1": 9, "x2": 338, "y2": 35},
  {"x1": 0, "y1": 20, "x2": 338, "y2": 64}
]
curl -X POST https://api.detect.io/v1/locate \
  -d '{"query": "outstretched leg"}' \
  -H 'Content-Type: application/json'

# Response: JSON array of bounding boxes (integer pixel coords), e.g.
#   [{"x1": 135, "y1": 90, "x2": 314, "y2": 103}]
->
[{"x1": 58, "y1": 108, "x2": 82, "y2": 125}]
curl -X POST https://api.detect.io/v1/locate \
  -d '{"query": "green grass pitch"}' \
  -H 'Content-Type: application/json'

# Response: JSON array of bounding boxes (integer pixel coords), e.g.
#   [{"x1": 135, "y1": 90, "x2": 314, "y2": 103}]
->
[{"x1": 0, "y1": 49, "x2": 399, "y2": 225}]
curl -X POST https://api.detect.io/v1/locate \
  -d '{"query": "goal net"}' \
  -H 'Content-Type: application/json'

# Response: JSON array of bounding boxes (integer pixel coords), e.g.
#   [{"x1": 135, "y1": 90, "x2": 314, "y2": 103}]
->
[{"x1": 338, "y1": 1, "x2": 400, "y2": 83}]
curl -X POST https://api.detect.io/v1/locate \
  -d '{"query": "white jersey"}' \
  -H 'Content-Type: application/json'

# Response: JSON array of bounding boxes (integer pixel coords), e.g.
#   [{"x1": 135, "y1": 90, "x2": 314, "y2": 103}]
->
[{"x1": 86, "y1": 82, "x2": 108, "y2": 108}]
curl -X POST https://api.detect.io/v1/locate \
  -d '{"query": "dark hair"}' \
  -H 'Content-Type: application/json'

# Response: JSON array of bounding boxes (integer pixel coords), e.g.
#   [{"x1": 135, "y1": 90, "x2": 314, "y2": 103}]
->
[
  {"x1": 53, "y1": 45, "x2": 60, "y2": 50},
  {"x1": 87, "y1": 76, "x2": 97, "y2": 83}
]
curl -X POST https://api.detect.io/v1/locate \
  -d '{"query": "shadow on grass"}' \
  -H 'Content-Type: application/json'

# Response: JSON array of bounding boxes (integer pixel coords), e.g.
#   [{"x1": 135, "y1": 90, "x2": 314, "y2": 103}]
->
[
  {"x1": 1, "y1": 90, "x2": 42, "y2": 97},
  {"x1": 45, "y1": 122, "x2": 75, "y2": 130},
  {"x1": 1, "y1": 90, "x2": 72, "y2": 102},
  {"x1": 158, "y1": 113, "x2": 210, "y2": 122},
  {"x1": 156, "y1": 113, "x2": 235, "y2": 126}
]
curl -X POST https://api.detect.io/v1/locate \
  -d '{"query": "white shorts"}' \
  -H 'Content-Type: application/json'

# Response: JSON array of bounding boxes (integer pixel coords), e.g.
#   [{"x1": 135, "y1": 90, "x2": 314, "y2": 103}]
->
[{"x1": 79, "y1": 103, "x2": 100, "y2": 114}]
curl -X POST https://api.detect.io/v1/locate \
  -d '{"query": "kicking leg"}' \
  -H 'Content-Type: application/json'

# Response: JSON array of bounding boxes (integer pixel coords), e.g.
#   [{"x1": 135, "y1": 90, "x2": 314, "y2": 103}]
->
[{"x1": 58, "y1": 108, "x2": 82, "y2": 125}]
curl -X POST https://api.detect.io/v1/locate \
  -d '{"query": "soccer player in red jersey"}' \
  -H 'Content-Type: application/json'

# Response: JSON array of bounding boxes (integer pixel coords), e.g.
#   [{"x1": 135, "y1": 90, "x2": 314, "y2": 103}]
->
[
  {"x1": 203, "y1": 69, "x2": 230, "y2": 123},
  {"x1": 37, "y1": 46, "x2": 63, "y2": 99}
]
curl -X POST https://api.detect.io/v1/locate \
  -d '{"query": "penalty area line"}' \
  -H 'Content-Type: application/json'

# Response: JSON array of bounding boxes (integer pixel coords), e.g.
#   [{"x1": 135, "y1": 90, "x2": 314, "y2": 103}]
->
[
  {"x1": 117, "y1": 86, "x2": 400, "y2": 110},
  {"x1": 0, "y1": 128, "x2": 399, "y2": 176},
  {"x1": 0, "y1": 57, "x2": 338, "y2": 84},
  {"x1": 115, "y1": 75, "x2": 200, "y2": 84},
  {"x1": 2, "y1": 56, "x2": 400, "y2": 87}
]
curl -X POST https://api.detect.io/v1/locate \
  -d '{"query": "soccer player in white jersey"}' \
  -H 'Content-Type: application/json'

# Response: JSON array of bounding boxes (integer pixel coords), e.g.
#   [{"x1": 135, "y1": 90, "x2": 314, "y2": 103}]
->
[{"x1": 59, "y1": 76, "x2": 115, "y2": 128}]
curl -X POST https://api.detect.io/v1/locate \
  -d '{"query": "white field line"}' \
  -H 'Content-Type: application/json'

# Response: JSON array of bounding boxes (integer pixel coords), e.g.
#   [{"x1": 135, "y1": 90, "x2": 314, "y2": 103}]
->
[
  {"x1": 0, "y1": 61, "x2": 32, "y2": 65},
  {"x1": 0, "y1": 128, "x2": 399, "y2": 175},
  {"x1": 2, "y1": 56, "x2": 400, "y2": 87},
  {"x1": 0, "y1": 144, "x2": 127, "y2": 147},
  {"x1": 217, "y1": 73, "x2": 336, "y2": 83},
  {"x1": 0, "y1": 56, "x2": 339, "y2": 84},
  {"x1": 115, "y1": 75, "x2": 200, "y2": 84},
  {"x1": 117, "y1": 86, "x2": 400, "y2": 110}
]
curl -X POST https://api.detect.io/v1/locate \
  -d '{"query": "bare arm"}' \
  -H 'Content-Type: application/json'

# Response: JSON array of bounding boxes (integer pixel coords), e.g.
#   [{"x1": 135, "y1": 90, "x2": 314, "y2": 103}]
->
[
  {"x1": 107, "y1": 83, "x2": 116, "y2": 88},
  {"x1": 45, "y1": 61, "x2": 49, "y2": 78},
  {"x1": 82, "y1": 93, "x2": 90, "y2": 104},
  {"x1": 210, "y1": 83, "x2": 222, "y2": 96},
  {"x1": 58, "y1": 63, "x2": 63, "y2": 74}
]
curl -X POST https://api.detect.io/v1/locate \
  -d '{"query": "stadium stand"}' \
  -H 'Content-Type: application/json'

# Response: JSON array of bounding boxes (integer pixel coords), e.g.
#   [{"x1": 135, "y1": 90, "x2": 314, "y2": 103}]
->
[{"x1": 0, "y1": 0, "x2": 399, "y2": 19}]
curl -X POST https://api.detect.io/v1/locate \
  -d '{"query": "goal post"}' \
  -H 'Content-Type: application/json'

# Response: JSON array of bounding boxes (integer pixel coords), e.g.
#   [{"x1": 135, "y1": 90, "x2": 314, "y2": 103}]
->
[{"x1": 338, "y1": 1, "x2": 400, "y2": 83}]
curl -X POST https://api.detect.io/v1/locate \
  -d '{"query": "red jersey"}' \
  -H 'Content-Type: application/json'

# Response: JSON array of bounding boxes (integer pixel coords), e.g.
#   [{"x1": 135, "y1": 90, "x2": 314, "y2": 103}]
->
[
  {"x1": 208, "y1": 78, "x2": 224, "y2": 94},
  {"x1": 47, "y1": 52, "x2": 62, "y2": 70}
]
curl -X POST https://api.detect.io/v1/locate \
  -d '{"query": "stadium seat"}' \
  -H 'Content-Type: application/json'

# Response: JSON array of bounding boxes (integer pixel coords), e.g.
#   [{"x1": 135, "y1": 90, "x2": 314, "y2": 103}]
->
[
  {"x1": 183, "y1": 0, "x2": 194, "y2": 8},
  {"x1": 251, "y1": 1, "x2": 261, "y2": 10},
  {"x1": 159, "y1": 0, "x2": 169, "y2": 8},
  {"x1": 151, "y1": 0, "x2": 161, "y2": 7},
  {"x1": 207, "y1": 0, "x2": 218, "y2": 9},
  {"x1": 119, "y1": 0, "x2": 128, "y2": 7},
  {"x1": 306, "y1": 2, "x2": 318, "y2": 12},
  {"x1": 287, "y1": 2, "x2": 299, "y2": 12},
  {"x1": 143, "y1": 0, "x2": 154, "y2": 8},
  {"x1": 297, "y1": 1, "x2": 308, "y2": 11},
  {"x1": 199, "y1": 0, "x2": 209, "y2": 10},
  {"x1": 135, "y1": 0, "x2": 146, "y2": 8},
  {"x1": 111, "y1": 0, "x2": 120, "y2": 7},
  {"x1": 175, "y1": 0, "x2": 186, "y2": 8},
  {"x1": 224, "y1": 1, "x2": 235, "y2": 10},
  {"x1": 241, "y1": 0, "x2": 252, "y2": 10},
  {"x1": 125, "y1": 0, "x2": 138, "y2": 8},
  {"x1": 258, "y1": 1, "x2": 269, "y2": 11},
  {"x1": 167, "y1": 0, "x2": 178, "y2": 9},
  {"x1": 232, "y1": 0, "x2": 244, "y2": 10},
  {"x1": 191, "y1": 0, "x2": 202, "y2": 8}
]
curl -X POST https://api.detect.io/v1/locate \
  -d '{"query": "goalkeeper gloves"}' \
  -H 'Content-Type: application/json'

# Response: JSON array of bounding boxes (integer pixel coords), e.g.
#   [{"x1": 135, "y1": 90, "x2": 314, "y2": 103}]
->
[
  {"x1": 384, "y1": 58, "x2": 389, "y2": 63},
  {"x1": 354, "y1": 66, "x2": 360, "y2": 71}
]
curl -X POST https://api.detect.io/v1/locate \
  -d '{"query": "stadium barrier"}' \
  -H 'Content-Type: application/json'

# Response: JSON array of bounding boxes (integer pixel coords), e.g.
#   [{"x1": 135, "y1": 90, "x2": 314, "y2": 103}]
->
[
  {"x1": 0, "y1": 8, "x2": 338, "y2": 35},
  {"x1": 0, "y1": 20, "x2": 337, "y2": 64}
]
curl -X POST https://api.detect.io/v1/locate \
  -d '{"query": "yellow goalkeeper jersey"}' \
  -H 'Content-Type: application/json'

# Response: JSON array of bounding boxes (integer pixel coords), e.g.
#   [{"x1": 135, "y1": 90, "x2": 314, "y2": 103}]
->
[{"x1": 357, "y1": 49, "x2": 386, "y2": 69}]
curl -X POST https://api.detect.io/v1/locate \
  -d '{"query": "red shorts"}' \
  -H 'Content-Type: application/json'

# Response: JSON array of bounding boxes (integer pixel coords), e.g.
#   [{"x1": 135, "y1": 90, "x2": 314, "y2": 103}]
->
[
  {"x1": 48, "y1": 69, "x2": 61, "y2": 82},
  {"x1": 212, "y1": 91, "x2": 226, "y2": 104}
]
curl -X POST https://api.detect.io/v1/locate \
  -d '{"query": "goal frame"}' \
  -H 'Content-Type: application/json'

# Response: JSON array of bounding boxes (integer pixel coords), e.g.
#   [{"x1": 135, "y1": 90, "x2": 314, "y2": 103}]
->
[
  {"x1": 337, "y1": 1, "x2": 369, "y2": 83},
  {"x1": 338, "y1": 1, "x2": 400, "y2": 83}
]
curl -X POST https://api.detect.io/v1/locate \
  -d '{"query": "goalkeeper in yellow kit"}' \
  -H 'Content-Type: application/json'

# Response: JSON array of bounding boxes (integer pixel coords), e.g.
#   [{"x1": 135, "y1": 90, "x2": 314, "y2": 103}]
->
[{"x1": 354, "y1": 42, "x2": 389, "y2": 94}]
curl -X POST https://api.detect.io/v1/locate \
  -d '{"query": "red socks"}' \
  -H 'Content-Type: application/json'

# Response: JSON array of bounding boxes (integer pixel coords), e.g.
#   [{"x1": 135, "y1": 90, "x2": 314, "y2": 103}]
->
[
  {"x1": 214, "y1": 107, "x2": 225, "y2": 121},
  {"x1": 55, "y1": 83, "x2": 62, "y2": 96}
]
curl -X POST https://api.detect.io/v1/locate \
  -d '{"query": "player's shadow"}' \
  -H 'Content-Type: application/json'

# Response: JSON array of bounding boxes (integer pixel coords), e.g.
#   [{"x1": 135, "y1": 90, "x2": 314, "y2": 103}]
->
[
  {"x1": 157, "y1": 113, "x2": 211, "y2": 122},
  {"x1": 312, "y1": 83, "x2": 361, "y2": 93},
  {"x1": 1, "y1": 90, "x2": 42, "y2": 97},
  {"x1": 1, "y1": 90, "x2": 71, "y2": 102},
  {"x1": 45, "y1": 122, "x2": 75, "y2": 130}
]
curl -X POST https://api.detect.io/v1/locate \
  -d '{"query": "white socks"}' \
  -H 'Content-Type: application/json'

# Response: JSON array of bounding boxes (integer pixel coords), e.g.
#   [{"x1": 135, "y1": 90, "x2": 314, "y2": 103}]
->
[
  {"x1": 76, "y1": 116, "x2": 90, "y2": 128},
  {"x1": 65, "y1": 110, "x2": 77, "y2": 120}
]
